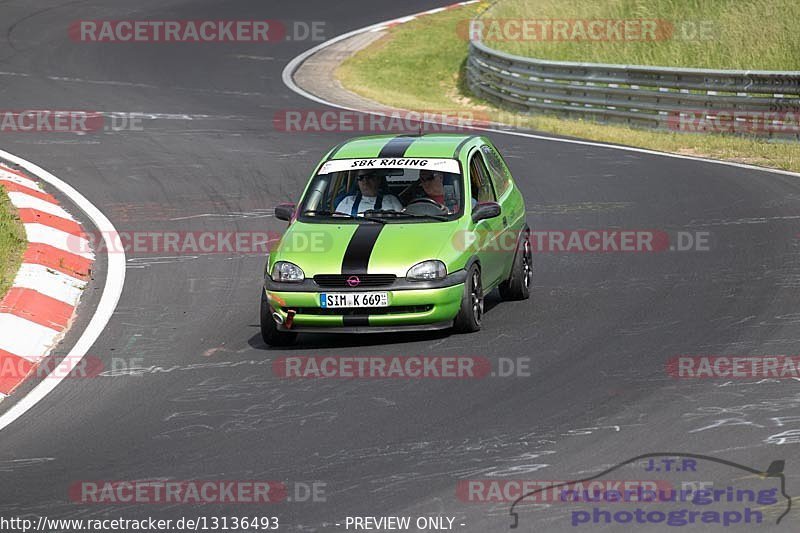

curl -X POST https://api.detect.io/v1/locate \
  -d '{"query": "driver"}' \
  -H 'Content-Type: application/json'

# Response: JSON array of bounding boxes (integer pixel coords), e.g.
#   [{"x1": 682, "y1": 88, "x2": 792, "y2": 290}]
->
[
  {"x1": 416, "y1": 169, "x2": 474, "y2": 212},
  {"x1": 419, "y1": 169, "x2": 448, "y2": 205},
  {"x1": 335, "y1": 170, "x2": 403, "y2": 216}
]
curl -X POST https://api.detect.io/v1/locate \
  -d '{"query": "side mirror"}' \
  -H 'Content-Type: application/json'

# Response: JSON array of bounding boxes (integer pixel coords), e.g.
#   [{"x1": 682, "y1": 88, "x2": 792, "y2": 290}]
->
[
  {"x1": 274, "y1": 203, "x2": 296, "y2": 222},
  {"x1": 471, "y1": 201, "x2": 501, "y2": 223}
]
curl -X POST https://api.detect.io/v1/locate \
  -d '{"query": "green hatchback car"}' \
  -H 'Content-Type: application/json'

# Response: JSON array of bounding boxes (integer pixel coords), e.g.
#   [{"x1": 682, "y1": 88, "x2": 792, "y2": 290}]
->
[{"x1": 261, "y1": 133, "x2": 531, "y2": 345}]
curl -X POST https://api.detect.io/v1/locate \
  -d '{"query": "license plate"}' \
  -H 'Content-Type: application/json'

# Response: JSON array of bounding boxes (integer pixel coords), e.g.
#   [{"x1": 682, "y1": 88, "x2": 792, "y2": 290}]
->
[{"x1": 320, "y1": 292, "x2": 389, "y2": 308}]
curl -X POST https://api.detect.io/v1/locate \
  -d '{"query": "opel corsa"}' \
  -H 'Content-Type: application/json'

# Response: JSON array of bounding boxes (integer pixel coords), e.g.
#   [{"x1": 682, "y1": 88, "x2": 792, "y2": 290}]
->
[{"x1": 261, "y1": 134, "x2": 531, "y2": 345}]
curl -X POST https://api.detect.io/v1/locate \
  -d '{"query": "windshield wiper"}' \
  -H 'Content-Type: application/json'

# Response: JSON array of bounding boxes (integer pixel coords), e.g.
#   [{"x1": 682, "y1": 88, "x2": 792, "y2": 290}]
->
[
  {"x1": 301, "y1": 209, "x2": 385, "y2": 224},
  {"x1": 364, "y1": 209, "x2": 450, "y2": 222}
]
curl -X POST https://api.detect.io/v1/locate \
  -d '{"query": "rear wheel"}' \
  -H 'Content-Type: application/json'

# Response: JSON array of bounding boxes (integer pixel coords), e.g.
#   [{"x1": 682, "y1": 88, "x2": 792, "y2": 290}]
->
[
  {"x1": 453, "y1": 264, "x2": 483, "y2": 333},
  {"x1": 499, "y1": 231, "x2": 532, "y2": 301},
  {"x1": 260, "y1": 291, "x2": 297, "y2": 346}
]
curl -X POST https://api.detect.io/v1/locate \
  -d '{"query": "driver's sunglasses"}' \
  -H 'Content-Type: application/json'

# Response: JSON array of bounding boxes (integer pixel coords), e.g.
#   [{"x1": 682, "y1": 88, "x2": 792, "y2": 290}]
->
[
  {"x1": 420, "y1": 173, "x2": 442, "y2": 182},
  {"x1": 356, "y1": 175, "x2": 378, "y2": 181}
]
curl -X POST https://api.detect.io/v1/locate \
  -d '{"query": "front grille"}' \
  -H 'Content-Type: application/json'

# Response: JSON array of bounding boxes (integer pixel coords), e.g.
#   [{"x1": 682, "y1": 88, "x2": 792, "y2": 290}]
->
[
  {"x1": 313, "y1": 274, "x2": 397, "y2": 288},
  {"x1": 295, "y1": 305, "x2": 433, "y2": 316}
]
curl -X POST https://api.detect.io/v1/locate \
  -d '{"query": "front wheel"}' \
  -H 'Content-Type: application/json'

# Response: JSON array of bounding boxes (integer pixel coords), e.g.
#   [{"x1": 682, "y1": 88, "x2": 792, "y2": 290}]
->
[
  {"x1": 260, "y1": 291, "x2": 297, "y2": 346},
  {"x1": 453, "y1": 264, "x2": 483, "y2": 333},
  {"x1": 499, "y1": 231, "x2": 532, "y2": 301}
]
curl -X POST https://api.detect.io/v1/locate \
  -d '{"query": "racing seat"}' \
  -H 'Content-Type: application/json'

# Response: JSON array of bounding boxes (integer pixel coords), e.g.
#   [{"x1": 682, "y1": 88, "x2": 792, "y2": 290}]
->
[{"x1": 333, "y1": 178, "x2": 358, "y2": 209}]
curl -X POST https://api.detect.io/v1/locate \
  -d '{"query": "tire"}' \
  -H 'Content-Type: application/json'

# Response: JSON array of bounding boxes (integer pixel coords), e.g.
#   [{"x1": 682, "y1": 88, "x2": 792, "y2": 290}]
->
[
  {"x1": 499, "y1": 230, "x2": 532, "y2": 301},
  {"x1": 453, "y1": 264, "x2": 483, "y2": 333},
  {"x1": 260, "y1": 290, "x2": 297, "y2": 346}
]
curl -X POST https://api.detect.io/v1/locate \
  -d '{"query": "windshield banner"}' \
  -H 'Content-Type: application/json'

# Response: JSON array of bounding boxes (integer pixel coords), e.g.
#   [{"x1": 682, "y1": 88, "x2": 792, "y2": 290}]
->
[{"x1": 317, "y1": 157, "x2": 460, "y2": 175}]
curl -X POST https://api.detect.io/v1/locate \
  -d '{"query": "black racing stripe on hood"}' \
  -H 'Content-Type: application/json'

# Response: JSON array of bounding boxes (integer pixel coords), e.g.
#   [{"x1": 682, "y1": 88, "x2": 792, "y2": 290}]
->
[
  {"x1": 341, "y1": 223, "x2": 384, "y2": 274},
  {"x1": 377, "y1": 135, "x2": 418, "y2": 158}
]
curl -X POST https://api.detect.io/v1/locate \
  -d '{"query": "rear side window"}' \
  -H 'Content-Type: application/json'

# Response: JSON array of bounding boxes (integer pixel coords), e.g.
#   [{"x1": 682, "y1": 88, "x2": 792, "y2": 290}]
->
[
  {"x1": 469, "y1": 152, "x2": 496, "y2": 203},
  {"x1": 480, "y1": 145, "x2": 512, "y2": 197}
]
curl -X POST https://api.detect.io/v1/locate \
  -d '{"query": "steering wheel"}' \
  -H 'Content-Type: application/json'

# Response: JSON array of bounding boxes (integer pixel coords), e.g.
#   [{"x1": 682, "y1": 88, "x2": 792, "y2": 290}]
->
[{"x1": 404, "y1": 197, "x2": 449, "y2": 215}]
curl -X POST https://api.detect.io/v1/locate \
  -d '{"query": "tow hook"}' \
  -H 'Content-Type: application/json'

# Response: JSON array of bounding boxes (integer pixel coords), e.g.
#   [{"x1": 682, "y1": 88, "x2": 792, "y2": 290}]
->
[{"x1": 285, "y1": 309, "x2": 296, "y2": 329}]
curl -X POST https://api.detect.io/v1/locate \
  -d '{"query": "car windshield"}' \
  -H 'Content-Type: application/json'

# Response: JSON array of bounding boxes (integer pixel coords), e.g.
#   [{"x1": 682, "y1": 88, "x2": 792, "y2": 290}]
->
[{"x1": 298, "y1": 158, "x2": 465, "y2": 223}]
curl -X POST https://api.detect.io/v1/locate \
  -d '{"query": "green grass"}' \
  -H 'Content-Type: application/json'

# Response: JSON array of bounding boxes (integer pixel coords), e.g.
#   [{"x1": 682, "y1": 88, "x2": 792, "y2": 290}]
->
[
  {"x1": 0, "y1": 184, "x2": 25, "y2": 298},
  {"x1": 335, "y1": 1, "x2": 800, "y2": 173},
  {"x1": 483, "y1": 0, "x2": 800, "y2": 70}
]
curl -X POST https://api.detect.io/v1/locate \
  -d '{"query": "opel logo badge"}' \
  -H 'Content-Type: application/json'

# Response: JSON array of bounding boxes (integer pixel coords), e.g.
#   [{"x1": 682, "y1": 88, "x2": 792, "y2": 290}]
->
[{"x1": 346, "y1": 275, "x2": 361, "y2": 287}]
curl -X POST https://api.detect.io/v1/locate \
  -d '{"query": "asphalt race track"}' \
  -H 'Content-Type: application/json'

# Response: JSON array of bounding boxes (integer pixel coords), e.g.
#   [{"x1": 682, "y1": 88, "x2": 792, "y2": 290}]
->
[{"x1": 0, "y1": 1, "x2": 799, "y2": 531}]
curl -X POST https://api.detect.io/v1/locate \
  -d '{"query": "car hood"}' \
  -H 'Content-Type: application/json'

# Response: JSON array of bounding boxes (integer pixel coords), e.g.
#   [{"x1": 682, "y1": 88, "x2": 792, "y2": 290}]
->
[{"x1": 272, "y1": 220, "x2": 464, "y2": 277}]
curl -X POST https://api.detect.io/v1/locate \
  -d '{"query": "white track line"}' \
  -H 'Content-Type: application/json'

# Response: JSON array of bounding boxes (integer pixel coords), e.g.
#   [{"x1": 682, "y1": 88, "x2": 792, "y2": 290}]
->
[
  {"x1": 281, "y1": 5, "x2": 800, "y2": 180},
  {"x1": 0, "y1": 150, "x2": 126, "y2": 432}
]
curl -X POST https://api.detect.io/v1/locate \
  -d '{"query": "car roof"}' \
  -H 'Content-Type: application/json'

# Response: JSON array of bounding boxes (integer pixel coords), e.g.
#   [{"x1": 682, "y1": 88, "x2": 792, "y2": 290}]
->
[{"x1": 327, "y1": 134, "x2": 480, "y2": 161}]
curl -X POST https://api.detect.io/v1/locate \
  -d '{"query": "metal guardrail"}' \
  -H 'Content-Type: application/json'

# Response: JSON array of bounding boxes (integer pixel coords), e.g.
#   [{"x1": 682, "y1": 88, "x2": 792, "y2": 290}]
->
[{"x1": 466, "y1": 39, "x2": 800, "y2": 140}]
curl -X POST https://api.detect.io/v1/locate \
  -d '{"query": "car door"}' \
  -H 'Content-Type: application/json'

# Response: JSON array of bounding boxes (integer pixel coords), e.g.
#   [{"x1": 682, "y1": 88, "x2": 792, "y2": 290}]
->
[
  {"x1": 468, "y1": 149, "x2": 504, "y2": 289},
  {"x1": 480, "y1": 143, "x2": 522, "y2": 281}
]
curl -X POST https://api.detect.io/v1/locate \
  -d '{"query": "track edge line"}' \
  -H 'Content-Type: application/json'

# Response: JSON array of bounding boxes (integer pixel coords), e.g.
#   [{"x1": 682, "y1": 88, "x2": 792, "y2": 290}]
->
[{"x1": 0, "y1": 149, "x2": 126, "y2": 432}]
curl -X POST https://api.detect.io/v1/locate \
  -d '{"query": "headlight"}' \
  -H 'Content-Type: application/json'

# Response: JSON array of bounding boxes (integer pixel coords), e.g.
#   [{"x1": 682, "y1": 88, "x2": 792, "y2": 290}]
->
[
  {"x1": 271, "y1": 261, "x2": 305, "y2": 282},
  {"x1": 406, "y1": 260, "x2": 447, "y2": 281}
]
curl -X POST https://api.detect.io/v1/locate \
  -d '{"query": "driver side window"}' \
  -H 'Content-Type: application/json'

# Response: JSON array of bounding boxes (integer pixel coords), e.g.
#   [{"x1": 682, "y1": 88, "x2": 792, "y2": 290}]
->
[{"x1": 469, "y1": 152, "x2": 496, "y2": 203}]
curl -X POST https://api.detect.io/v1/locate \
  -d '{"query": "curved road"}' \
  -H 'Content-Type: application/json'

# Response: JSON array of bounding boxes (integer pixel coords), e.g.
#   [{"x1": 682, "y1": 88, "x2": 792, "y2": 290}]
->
[{"x1": 0, "y1": 1, "x2": 798, "y2": 531}]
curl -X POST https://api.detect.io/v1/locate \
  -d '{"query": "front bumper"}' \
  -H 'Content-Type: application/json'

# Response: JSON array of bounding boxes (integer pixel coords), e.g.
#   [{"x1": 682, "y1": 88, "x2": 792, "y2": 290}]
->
[{"x1": 264, "y1": 270, "x2": 466, "y2": 331}]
